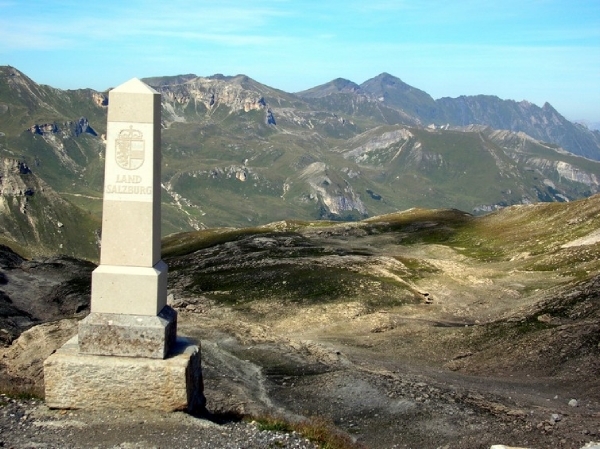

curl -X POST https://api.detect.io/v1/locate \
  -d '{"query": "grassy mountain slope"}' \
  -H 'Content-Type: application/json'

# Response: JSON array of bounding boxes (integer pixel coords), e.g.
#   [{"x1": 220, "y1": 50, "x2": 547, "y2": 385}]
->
[
  {"x1": 2, "y1": 65, "x2": 600, "y2": 259},
  {"x1": 153, "y1": 72, "x2": 600, "y2": 231},
  {"x1": 0, "y1": 159, "x2": 99, "y2": 259},
  {"x1": 0, "y1": 67, "x2": 104, "y2": 259}
]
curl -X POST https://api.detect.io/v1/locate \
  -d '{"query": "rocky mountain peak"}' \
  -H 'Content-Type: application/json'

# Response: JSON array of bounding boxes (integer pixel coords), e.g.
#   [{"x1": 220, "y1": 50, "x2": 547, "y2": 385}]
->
[
  {"x1": 370, "y1": 72, "x2": 401, "y2": 84},
  {"x1": 1, "y1": 66, "x2": 30, "y2": 84},
  {"x1": 331, "y1": 78, "x2": 360, "y2": 90},
  {"x1": 1, "y1": 66, "x2": 50, "y2": 110},
  {"x1": 295, "y1": 78, "x2": 362, "y2": 98},
  {"x1": 361, "y1": 72, "x2": 413, "y2": 93},
  {"x1": 359, "y1": 73, "x2": 438, "y2": 122}
]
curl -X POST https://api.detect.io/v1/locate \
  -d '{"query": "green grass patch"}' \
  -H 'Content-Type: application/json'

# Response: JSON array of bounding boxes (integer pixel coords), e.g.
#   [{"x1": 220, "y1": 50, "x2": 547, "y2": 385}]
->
[
  {"x1": 162, "y1": 227, "x2": 272, "y2": 258},
  {"x1": 392, "y1": 256, "x2": 439, "y2": 279},
  {"x1": 250, "y1": 414, "x2": 365, "y2": 449},
  {"x1": 0, "y1": 382, "x2": 44, "y2": 401},
  {"x1": 254, "y1": 415, "x2": 293, "y2": 433},
  {"x1": 186, "y1": 265, "x2": 370, "y2": 304}
]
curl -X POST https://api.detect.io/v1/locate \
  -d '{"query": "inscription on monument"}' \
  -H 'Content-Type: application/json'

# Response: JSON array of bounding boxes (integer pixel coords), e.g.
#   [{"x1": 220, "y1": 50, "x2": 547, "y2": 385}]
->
[
  {"x1": 105, "y1": 172, "x2": 152, "y2": 195},
  {"x1": 105, "y1": 184, "x2": 153, "y2": 195}
]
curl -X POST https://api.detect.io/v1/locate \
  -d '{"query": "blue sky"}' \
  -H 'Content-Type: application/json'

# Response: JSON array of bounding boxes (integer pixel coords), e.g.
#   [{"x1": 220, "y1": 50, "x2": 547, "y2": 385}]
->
[{"x1": 1, "y1": 0, "x2": 599, "y2": 123}]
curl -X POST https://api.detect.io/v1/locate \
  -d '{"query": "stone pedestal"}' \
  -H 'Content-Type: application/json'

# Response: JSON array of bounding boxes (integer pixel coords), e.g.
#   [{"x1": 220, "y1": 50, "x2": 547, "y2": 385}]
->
[
  {"x1": 44, "y1": 336, "x2": 205, "y2": 413},
  {"x1": 78, "y1": 305, "x2": 177, "y2": 359}
]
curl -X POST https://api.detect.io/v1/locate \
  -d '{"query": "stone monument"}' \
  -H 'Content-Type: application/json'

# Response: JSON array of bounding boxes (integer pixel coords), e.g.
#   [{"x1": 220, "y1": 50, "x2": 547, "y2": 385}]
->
[{"x1": 44, "y1": 79, "x2": 204, "y2": 412}]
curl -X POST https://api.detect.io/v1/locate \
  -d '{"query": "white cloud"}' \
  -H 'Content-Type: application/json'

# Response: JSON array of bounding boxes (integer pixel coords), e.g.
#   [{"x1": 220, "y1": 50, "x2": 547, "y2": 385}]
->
[
  {"x1": 0, "y1": 1, "x2": 293, "y2": 51},
  {"x1": 0, "y1": 20, "x2": 73, "y2": 50}
]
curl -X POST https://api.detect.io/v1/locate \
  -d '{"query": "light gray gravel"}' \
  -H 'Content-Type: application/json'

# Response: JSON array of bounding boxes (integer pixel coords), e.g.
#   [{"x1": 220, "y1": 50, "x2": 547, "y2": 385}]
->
[{"x1": 0, "y1": 396, "x2": 319, "y2": 449}]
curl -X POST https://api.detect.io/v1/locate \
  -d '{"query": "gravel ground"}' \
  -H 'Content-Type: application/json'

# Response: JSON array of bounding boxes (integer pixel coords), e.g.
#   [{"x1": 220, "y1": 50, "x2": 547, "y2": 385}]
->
[{"x1": 0, "y1": 396, "x2": 319, "y2": 449}]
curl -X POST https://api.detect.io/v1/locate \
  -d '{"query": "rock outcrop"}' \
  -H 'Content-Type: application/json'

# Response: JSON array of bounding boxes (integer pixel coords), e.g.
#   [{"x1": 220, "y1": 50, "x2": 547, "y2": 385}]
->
[
  {"x1": 0, "y1": 318, "x2": 78, "y2": 391},
  {"x1": 0, "y1": 159, "x2": 33, "y2": 196},
  {"x1": 151, "y1": 75, "x2": 274, "y2": 124},
  {"x1": 299, "y1": 162, "x2": 367, "y2": 218},
  {"x1": 28, "y1": 117, "x2": 97, "y2": 137}
]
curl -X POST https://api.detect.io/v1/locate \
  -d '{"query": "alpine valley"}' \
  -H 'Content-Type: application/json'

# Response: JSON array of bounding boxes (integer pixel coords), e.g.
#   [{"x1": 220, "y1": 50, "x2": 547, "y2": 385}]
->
[{"x1": 1, "y1": 65, "x2": 600, "y2": 260}]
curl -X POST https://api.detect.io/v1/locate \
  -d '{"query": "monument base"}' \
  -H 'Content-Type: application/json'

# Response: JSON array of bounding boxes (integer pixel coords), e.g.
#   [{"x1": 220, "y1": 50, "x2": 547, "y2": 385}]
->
[
  {"x1": 43, "y1": 336, "x2": 205, "y2": 413},
  {"x1": 78, "y1": 305, "x2": 177, "y2": 359}
]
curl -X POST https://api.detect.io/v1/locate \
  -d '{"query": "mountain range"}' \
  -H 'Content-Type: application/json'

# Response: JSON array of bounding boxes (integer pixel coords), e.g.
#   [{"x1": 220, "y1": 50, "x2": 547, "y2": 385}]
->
[{"x1": 1, "y1": 65, "x2": 600, "y2": 260}]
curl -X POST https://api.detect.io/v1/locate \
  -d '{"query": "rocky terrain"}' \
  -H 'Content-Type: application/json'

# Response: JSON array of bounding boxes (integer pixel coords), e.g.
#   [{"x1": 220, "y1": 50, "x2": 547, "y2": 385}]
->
[{"x1": 0, "y1": 198, "x2": 599, "y2": 448}]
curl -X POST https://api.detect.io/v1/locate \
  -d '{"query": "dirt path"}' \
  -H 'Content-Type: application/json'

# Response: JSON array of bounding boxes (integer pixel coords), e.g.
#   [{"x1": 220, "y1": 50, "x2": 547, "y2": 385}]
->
[{"x1": 179, "y1": 303, "x2": 600, "y2": 449}]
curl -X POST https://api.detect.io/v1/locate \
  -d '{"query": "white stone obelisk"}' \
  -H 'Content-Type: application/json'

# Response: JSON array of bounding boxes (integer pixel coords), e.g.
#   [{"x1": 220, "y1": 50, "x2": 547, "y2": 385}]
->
[
  {"x1": 95, "y1": 78, "x2": 165, "y2": 314},
  {"x1": 43, "y1": 78, "x2": 204, "y2": 412},
  {"x1": 78, "y1": 78, "x2": 176, "y2": 359}
]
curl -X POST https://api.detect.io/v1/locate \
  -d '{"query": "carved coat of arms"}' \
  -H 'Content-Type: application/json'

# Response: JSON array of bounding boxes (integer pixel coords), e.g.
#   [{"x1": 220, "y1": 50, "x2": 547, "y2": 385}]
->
[{"x1": 115, "y1": 126, "x2": 145, "y2": 170}]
